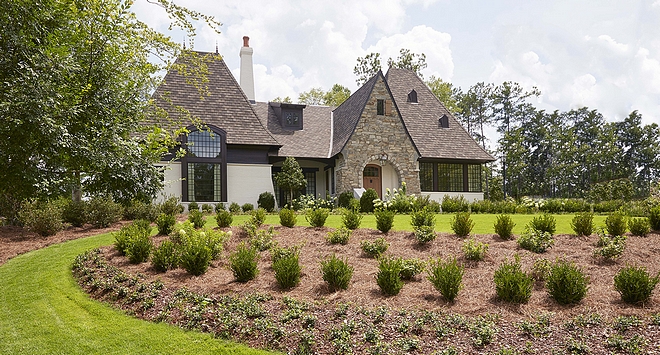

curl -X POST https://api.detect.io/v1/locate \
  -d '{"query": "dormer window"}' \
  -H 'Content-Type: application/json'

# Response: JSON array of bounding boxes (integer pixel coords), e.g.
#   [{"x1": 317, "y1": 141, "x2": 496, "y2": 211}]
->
[
  {"x1": 270, "y1": 102, "x2": 306, "y2": 130},
  {"x1": 407, "y1": 89, "x2": 418, "y2": 103},
  {"x1": 439, "y1": 114, "x2": 449, "y2": 128}
]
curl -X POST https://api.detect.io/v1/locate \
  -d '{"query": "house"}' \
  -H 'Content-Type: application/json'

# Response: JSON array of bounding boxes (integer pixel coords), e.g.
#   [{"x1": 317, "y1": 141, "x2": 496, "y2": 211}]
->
[{"x1": 152, "y1": 37, "x2": 495, "y2": 208}]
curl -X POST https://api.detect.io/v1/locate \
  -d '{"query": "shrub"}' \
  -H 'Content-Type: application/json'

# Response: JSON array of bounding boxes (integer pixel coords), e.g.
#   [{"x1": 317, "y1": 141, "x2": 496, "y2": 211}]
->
[
  {"x1": 593, "y1": 233, "x2": 627, "y2": 261},
  {"x1": 62, "y1": 200, "x2": 88, "y2": 227},
  {"x1": 361, "y1": 237, "x2": 389, "y2": 258},
  {"x1": 187, "y1": 210, "x2": 206, "y2": 228},
  {"x1": 125, "y1": 231, "x2": 153, "y2": 264},
  {"x1": 571, "y1": 212, "x2": 594, "y2": 237},
  {"x1": 306, "y1": 208, "x2": 329, "y2": 227},
  {"x1": 179, "y1": 235, "x2": 213, "y2": 276},
  {"x1": 123, "y1": 200, "x2": 158, "y2": 222},
  {"x1": 187, "y1": 201, "x2": 199, "y2": 212},
  {"x1": 341, "y1": 208, "x2": 362, "y2": 230},
  {"x1": 427, "y1": 256, "x2": 464, "y2": 302},
  {"x1": 320, "y1": 254, "x2": 353, "y2": 291},
  {"x1": 214, "y1": 203, "x2": 225, "y2": 212},
  {"x1": 531, "y1": 258, "x2": 551, "y2": 281},
  {"x1": 400, "y1": 258, "x2": 425, "y2": 280},
  {"x1": 360, "y1": 188, "x2": 379, "y2": 213},
  {"x1": 493, "y1": 255, "x2": 533, "y2": 303},
  {"x1": 151, "y1": 240, "x2": 180, "y2": 272},
  {"x1": 494, "y1": 214, "x2": 515, "y2": 240},
  {"x1": 273, "y1": 252, "x2": 301, "y2": 290},
  {"x1": 614, "y1": 265, "x2": 660, "y2": 304},
  {"x1": 527, "y1": 214, "x2": 556, "y2": 235},
  {"x1": 451, "y1": 212, "x2": 474, "y2": 237},
  {"x1": 337, "y1": 191, "x2": 354, "y2": 209},
  {"x1": 376, "y1": 257, "x2": 404, "y2": 296},
  {"x1": 374, "y1": 209, "x2": 395, "y2": 233},
  {"x1": 215, "y1": 210, "x2": 233, "y2": 228},
  {"x1": 155, "y1": 213, "x2": 176, "y2": 235},
  {"x1": 606, "y1": 212, "x2": 627, "y2": 236},
  {"x1": 628, "y1": 217, "x2": 650, "y2": 237},
  {"x1": 270, "y1": 244, "x2": 302, "y2": 264},
  {"x1": 546, "y1": 259, "x2": 589, "y2": 305},
  {"x1": 414, "y1": 225, "x2": 436, "y2": 244},
  {"x1": 441, "y1": 195, "x2": 469, "y2": 213},
  {"x1": 250, "y1": 226, "x2": 276, "y2": 251},
  {"x1": 517, "y1": 229, "x2": 554, "y2": 253},
  {"x1": 114, "y1": 224, "x2": 136, "y2": 255},
  {"x1": 326, "y1": 227, "x2": 351, "y2": 245},
  {"x1": 279, "y1": 208, "x2": 297, "y2": 227},
  {"x1": 239, "y1": 221, "x2": 258, "y2": 238},
  {"x1": 229, "y1": 202, "x2": 241, "y2": 213},
  {"x1": 159, "y1": 196, "x2": 184, "y2": 216},
  {"x1": 229, "y1": 242, "x2": 259, "y2": 282},
  {"x1": 204, "y1": 229, "x2": 230, "y2": 260},
  {"x1": 18, "y1": 200, "x2": 64, "y2": 237},
  {"x1": 241, "y1": 203, "x2": 254, "y2": 213},
  {"x1": 250, "y1": 208, "x2": 267, "y2": 227},
  {"x1": 649, "y1": 206, "x2": 660, "y2": 231},
  {"x1": 87, "y1": 196, "x2": 122, "y2": 228},
  {"x1": 462, "y1": 238, "x2": 489, "y2": 261},
  {"x1": 201, "y1": 204, "x2": 213, "y2": 214},
  {"x1": 410, "y1": 207, "x2": 436, "y2": 228},
  {"x1": 257, "y1": 192, "x2": 276, "y2": 212}
]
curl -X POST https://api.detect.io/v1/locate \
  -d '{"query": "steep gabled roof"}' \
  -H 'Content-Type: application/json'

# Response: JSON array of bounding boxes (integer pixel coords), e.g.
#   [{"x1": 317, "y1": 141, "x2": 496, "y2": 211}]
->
[
  {"x1": 151, "y1": 51, "x2": 279, "y2": 147},
  {"x1": 330, "y1": 73, "x2": 380, "y2": 156},
  {"x1": 253, "y1": 103, "x2": 332, "y2": 158},
  {"x1": 385, "y1": 67, "x2": 495, "y2": 162}
]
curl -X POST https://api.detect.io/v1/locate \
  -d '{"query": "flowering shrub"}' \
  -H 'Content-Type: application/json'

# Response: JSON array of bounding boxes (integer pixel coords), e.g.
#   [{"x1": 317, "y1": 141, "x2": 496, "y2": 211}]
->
[
  {"x1": 291, "y1": 194, "x2": 336, "y2": 211},
  {"x1": 373, "y1": 182, "x2": 414, "y2": 213}
]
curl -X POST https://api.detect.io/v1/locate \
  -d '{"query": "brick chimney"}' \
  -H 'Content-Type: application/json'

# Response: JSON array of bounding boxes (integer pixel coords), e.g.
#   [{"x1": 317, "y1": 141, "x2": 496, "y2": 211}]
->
[{"x1": 239, "y1": 36, "x2": 255, "y2": 103}]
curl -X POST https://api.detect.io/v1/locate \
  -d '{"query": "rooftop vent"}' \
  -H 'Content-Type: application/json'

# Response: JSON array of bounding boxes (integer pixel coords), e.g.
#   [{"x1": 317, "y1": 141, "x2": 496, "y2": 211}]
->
[
  {"x1": 439, "y1": 114, "x2": 449, "y2": 128},
  {"x1": 407, "y1": 89, "x2": 418, "y2": 103}
]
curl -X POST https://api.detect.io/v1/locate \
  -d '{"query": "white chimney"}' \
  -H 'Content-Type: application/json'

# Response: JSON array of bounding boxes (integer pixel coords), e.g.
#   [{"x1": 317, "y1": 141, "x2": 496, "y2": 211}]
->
[{"x1": 239, "y1": 36, "x2": 255, "y2": 103}]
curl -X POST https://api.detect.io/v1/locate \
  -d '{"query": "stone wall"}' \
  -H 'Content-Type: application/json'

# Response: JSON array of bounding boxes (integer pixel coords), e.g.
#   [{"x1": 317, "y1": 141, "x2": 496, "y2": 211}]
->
[{"x1": 335, "y1": 76, "x2": 421, "y2": 194}]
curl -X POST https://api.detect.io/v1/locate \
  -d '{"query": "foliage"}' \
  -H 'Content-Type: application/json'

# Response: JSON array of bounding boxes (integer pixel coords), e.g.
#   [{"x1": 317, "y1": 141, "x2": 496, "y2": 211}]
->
[
  {"x1": 321, "y1": 254, "x2": 353, "y2": 291},
  {"x1": 215, "y1": 210, "x2": 233, "y2": 228},
  {"x1": 593, "y1": 233, "x2": 627, "y2": 261},
  {"x1": 290, "y1": 194, "x2": 336, "y2": 211},
  {"x1": 614, "y1": 265, "x2": 660, "y2": 304},
  {"x1": 125, "y1": 231, "x2": 153, "y2": 264},
  {"x1": 326, "y1": 227, "x2": 351, "y2": 245},
  {"x1": 462, "y1": 238, "x2": 489, "y2": 261},
  {"x1": 270, "y1": 244, "x2": 302, "y2": 265},
  {"x1": 517, "y1": 228, "x2": 554, "y2": 253},
  {"x1": 494, "y1": 214, "x2": 516, "y2": 240},
  {"x1": 340, "y1": 208, "x2": 363, "y2": 230},
  {"x1": 214, "y1": 203, "x2": 225, "y2": 212},
  {"x1": 399, "y1": 258, "x2": 425, "y2": 280},
  {"x1": 279, "y1": 208, "x2": 297, "y2": 228},
  {"x1": 229, "y1": 242, "x2": 259, "y2": 282},
  {"x1": 87, "y1": 196, "x2": 122, "y2": 228},
  {"x1": 297, "y1": 84, "x2": 351, "y2": 107},
  {"x1": 493, "y1": 255, "x2": 533, "y2": 303},
  {"x1": 123, "y1": 200, "x2": 158, "y2": 222},
  {"x1": 62, "y1": 200, "x2": 88, "y2": 227},
  {"x1": 275, "y1": 157, "x2": 307, "y2": 205},
  {"x1": 241, "y1": 203, "x2": 254, "y2": 213},
  {"x1": 628, "y1": 217, "x2": 650, "y2": 237},
  {"x1": 151, "y1": 240, "x2": 179, "y2": 272},
  {"x1": 18, "y1": 200, "x2": 64, "y2": 237},
  {"x1": 250, "y1": 226, "x2": 277, "y2": 252},
  {"x1": 531, "y1": 258, "x2": 551, "y2": 281},
  {"x1": 187, "y1": 210, "x2": 206, "y2": 228},
  {"x1": 451, "y1": 212, "x2": 474, "y2": 237},
  {"x1": 386, "y1": 49, "x2": 427, "y2": 78},
  {"x1": 360, "y1": 188, "x2": 379, "y2": 213},
  {"x1": 441, "y1": 195, "x2": 469, "y2": 213},
  {"x1": 571, "y1": 212, "x2": 594, "y2": 237},
  {"x1": 337, "y1": 191, "x2": 354, "y2": 209},
  {"x1": 178, "y1": 234, "x2": 212, "y2": 276},
  {"x1": 374, "y1": 209, "x2": 395, "y2": 233},
  {"x1": 373, "y1": 182, "x2": 415, "y2": 213},
  {"x1": 410, "y1": 207, "x2": 436, "y2": 228},
  {"x1": 361, "y1": 237, "x2": 389, "y2": 258},
  {"x1": 527, "y1": 214, "x2": 556, "y2": 235},
  {"x1": 187, "y1": 201, "x2": 199, "y2": 212},
  {"x1": 650, "y1": 205, "x2": 660, "y2": 231},
  {"x1": 273, "y1": 252, "x2": 301, "y2": 290},
  {"x1": 257, "y1": 192, "x2": 276, "y2": 212},
  {"x1": 414, "y1": 225, "x2": 436, "y2": 244},
  {"x1": 546, "y1": 259, "x2": 589, "y2": 305},
  {"x1": 606, "y1": 212, "x2": 627, "y2": 236},
  {"x1": 376, "y1": 257, "x2": 404, "y2": 296},
  {"x1": 427, "y1": 256, "x2": 464, "y2": 302},
  {"x1": 250, "y1": 208, "x2": 267, "y2": 227},
  {"x1": 228, "y1": 202, "x2": 241, "y2": 213},
  {"x1": 159, "y1": 196, "x2": 184, "y2": 216},
  {"x1": 305, "y1": 208, "x2": 329, "y2": 227},
  {"x1": 201, "y1": 204, "x2": 213, "y2": 214},
  {"x1": 353, "y1": 52, "x2": 382, "y2": 86}
]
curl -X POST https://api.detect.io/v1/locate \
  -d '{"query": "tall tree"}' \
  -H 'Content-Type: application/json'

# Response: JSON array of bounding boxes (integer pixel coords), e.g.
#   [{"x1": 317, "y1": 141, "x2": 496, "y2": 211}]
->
[
  {"x1": 426, "y1": 76, "x2": 462, "y2": 116},
  {"x1": 387, "y1": 48, "x2": 427, "y2": 79},
  {"x1": 298, "y1": 84, "x2": 351, "y2": 107},
  {"x1": 298, "y1": 87, "x2": 325, "y2": 105},
  {"x1": 353, "y1": 52, "x2": 381, "y2": 86},
  {"x1": 275, "y1": 157, "x2": 307, "y2": 205}
]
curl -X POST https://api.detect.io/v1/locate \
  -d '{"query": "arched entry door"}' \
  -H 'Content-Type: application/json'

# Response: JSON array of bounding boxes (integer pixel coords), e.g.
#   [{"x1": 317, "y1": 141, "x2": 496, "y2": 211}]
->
[{"x1": 363, "y1": 164, "x2": 382, "y2": 198}]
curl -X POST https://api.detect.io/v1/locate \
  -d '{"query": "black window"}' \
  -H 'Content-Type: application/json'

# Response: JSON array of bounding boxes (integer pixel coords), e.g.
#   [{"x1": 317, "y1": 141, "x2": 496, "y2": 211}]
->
[
  {"x1": 407, "y1": 89, "x2": 418, "y2": 103},
  {"x1": 419, "y1": 162, "x2": 483, "y2": 193},
  {"x1": 182, "y1": 127, "x2": 227, "y2": 202},
  {"x1": 438, "y1": 163, "x2": 463, "y2": 192},
  {"x1": 377, "y1": 99, "x2": 385, "y2": 115},
  {"x1": 439, "y1": 114, "x2": 449, "y2": 128},
  {"x1": 468, "y1": 164, "x2": 482, "y2": 192},
  {"x1": 419, "y1": 162, "x2": 434, "y2": 191},
  {"x1": 303, "y1": 172, "x2": 316, "y2": 196}
]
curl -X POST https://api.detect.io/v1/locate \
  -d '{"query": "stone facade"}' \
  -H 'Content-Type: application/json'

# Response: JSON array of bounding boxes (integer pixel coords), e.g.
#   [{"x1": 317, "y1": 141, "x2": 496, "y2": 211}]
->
[{"x1": 335, "y1": 77, "x2": 421, "y2": 194}]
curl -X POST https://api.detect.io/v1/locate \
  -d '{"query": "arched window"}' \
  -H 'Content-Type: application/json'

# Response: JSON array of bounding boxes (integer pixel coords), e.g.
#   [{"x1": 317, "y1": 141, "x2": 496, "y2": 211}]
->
[{"x1": 181, "y1": 126, "x2": 227, "y2": 202}]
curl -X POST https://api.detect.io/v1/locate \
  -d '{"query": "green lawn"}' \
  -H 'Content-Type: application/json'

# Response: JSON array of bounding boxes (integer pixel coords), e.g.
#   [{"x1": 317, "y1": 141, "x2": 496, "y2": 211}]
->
[
  {"x1": 228, "y1": 213, "x2": 608, "y2": 235},
  {"x1": 0, "y1": 232, "x2": 275, "y2": 355}
]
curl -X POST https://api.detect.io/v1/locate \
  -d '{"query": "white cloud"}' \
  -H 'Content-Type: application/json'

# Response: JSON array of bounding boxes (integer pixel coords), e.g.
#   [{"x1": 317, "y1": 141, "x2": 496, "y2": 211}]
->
[{"x1": 596, "y1": 35, "x2": 629, "y2": 54}]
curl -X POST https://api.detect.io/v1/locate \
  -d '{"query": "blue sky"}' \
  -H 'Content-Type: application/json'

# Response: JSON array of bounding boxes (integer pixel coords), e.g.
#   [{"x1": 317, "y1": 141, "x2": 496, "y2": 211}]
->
[{"x1": 134, "y1": 0, "x2": 660, "y2": 127}]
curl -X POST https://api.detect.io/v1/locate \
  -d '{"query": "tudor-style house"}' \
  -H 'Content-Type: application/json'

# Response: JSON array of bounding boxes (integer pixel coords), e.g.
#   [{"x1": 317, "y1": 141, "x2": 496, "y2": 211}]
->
[{"x1": 152, "y1": 37, "x2": 495, "y2": 208}]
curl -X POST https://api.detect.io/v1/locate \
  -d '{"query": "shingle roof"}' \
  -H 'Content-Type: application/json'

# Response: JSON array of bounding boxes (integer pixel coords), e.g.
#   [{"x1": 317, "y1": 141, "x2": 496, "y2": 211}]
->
[
  {"x1": 385, "y1": 68, "x2": 495, "y2": 162},
  {"x1": 253, "y1": 103, "x2": 332, "y2": 158},
  {"x1": 330, "y1": 73, "x2": 380, "y2": 156},
  {"x1": 151, "y1": 51, "x2": 279, "y2": 147}
]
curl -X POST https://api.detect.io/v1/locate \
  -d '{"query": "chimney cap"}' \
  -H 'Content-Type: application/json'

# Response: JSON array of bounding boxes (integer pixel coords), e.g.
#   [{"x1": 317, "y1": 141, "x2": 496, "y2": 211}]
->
[{"x1": 243, "y1": 36, "x2": 250, "y2": 47}]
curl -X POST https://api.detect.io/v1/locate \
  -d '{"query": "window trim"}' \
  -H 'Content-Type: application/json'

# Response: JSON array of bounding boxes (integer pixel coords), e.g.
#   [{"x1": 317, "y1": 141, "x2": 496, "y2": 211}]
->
[
  {"x1": 419, "y1": 160, "x2": 483, "y2": 193},
  {"x1": 181, "y1": 125, "x2": 228, "y2": 202}
]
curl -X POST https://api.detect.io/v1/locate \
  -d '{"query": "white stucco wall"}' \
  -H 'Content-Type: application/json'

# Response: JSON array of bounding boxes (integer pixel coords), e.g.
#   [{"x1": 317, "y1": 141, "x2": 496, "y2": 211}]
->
[
  {"x1": 422, "y1": 192, "x2": 485, "y2": 203},
  {"x1": 155, "y1": 162, "x2": 182, "y2": 203},
  {"x1": 226, "y1": 163, "x2": 276, "y2": 206}
]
